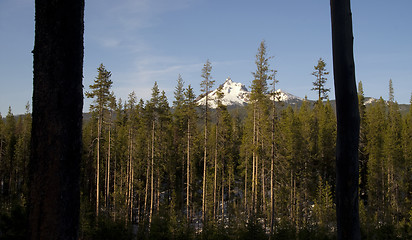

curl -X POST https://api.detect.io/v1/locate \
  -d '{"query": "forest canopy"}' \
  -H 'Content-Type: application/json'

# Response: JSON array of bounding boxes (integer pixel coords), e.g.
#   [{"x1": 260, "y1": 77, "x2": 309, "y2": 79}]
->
[{"x1": 1, "y1": 43, "x2": 411, "y2": 240}]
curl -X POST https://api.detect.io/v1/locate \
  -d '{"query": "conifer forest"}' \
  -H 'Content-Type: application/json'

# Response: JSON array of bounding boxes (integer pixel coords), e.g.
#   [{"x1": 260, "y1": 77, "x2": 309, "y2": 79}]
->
[{"x1": 1, "y1": 40, "x2": 411, "y2": 239}]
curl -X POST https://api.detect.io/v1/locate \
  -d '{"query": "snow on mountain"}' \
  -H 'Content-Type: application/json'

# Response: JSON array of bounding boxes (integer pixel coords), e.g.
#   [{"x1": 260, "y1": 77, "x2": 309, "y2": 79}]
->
[
  {"x1": 364, "y1": 97, "x2": 378, "y2": 105},
  {"x1": 197, "y1": 78, "x2": 302, "y2": 108},
  {"x1": 271, "y1": 89, "x2": 303, "y2": 103},
  {"x1": 197, "y1": 78, "x2": 249, "y2": 108}
]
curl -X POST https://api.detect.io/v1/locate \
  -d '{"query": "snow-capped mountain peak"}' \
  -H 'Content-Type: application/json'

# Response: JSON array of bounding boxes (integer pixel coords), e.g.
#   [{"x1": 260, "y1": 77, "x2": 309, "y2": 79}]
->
[
  {"x1": 197, "y1": 78, "x2": 249, "y2": 108},
  {"x1": 197, "y1": 78, "x2": 301, "y2": 108}
]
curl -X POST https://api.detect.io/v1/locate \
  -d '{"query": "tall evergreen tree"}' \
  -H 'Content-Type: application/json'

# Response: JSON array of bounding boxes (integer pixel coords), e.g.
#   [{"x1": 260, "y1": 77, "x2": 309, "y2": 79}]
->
[
  {"x1": 384, "y1": 79, "x2": 403, "y2": 223},
  {"x1": 247, "y1": 40, "x2": 273, "y2": 219},
  {"x1": 366, "y1": 98, "x2": 387, "y2": 220},
  {"x1": 172, "y1": 74, "x2": 186, "y2": 214},
  {"x1": 200, "y1": 59, "x2": 214, "y2": 225},
  {"x1": 85, "y1": 63, "x2": 115, "y2": 218},
  {"x1": 183, "y1": 84, "x2": 198, "y2": 223},
  {"x1": 3, "y1": 107, "x2": 16, "y2": 202},
  {"x1": 269, "y1": 55, "x2": 279, "y2": 238},
  {"x1": 311, "y1": 58, "x2": 330, "y2": 101},
  {"x1": 357, "y1": 81, "x2": 368, "y2": 204},
  {"x1": 13, "y1": 103, "x2": 32, "y2": 203}
]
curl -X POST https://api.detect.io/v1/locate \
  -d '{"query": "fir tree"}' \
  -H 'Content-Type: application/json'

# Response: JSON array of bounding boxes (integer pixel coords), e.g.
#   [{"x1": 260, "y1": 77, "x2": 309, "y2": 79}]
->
[
  {"x1": 311, "y1": 58, "x2": 330, "y2": 101},
  {"x1": 247, "y1": 40, "x2": 273, "y2": 219},
  {"x1": 366, "y1": 98, "x2": 387, "y2": 221},
  {"x1": 85, "y1": 63, "x2": 115, "y2": 218},
  {"x1": 357, "y1": 81, "x2": 368, "y2": 204},
  {"x1": 384, "y1": 79, "x2": 404, "y2": 223},
  {"x1": 200, "y1": 59, "x2": 214, "y2": 225}
]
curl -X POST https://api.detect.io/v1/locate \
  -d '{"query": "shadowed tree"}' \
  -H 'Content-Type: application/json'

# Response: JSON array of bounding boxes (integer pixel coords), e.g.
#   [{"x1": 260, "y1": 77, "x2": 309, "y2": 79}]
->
[
  {"x1": 29, "y1": 0, "x2": 84, "y2": 239},
  {"x1": 330, "y1": 0, "x2": 361, "y2": 239}
]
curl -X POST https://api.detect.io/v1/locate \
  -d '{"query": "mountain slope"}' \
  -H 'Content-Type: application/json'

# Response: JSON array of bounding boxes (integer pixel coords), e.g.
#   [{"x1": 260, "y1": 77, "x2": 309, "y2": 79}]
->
[{"x1": 196, "y1": 78, "x2": 302, "y2": 108}]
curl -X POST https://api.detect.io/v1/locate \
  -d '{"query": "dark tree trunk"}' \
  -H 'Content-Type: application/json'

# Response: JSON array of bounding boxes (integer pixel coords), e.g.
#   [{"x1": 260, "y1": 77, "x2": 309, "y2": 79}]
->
[
  {"x1": 29, "y1": 0, "x2": 84, "y2": 239},
  {"x1": 330, "y1": 0, "x2": 361, "y2": 239}
]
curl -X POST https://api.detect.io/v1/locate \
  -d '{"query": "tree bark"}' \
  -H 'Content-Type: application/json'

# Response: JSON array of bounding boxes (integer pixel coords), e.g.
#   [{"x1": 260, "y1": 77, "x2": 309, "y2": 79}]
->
[
  {"x1": 96, "y1": 116, "x2": 101, "y2": 218},
  {"x1": 106, "y1": 113, "x2": 112, "y2": 211},
  {"x1": 270, "y1": 98, "x2": 276, "y2": 237},
  {"x1": 149, "y1": 120, "x2": 155, "y2": 227},
  {"x1": 202, "y1": 96, "x2": 208, "y2": 225},
  {"x1": 29, "y1": 0, "x2": 84, "y2": 239},
  {"x1": 186, "y1": 119, "x2": 191, "y2": 222},
  {"x1": 213, "y1": 123, "x2": 218, "y2": 220},
  {"x1": 330, "y1": 0, "x2": 361, "y2": 239}
]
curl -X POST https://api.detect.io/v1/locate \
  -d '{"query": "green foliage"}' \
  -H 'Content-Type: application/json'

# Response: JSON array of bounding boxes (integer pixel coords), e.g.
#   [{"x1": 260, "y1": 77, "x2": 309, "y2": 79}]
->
[
  {"x1": 311, "y1": 58, "x2": 330, "y2": 101},
  {"x1": 81, "y1": 215, "x2": 133, "y2": 240},
  {"x1": 3, "y1": 44, "x2": 412, "y2": 240},
  {"x1": 313, "y1": 177, "x2": 335, "y2": 229},
  {"x1": 250, "y1": 40, "x2": 275, "y2": 101}
]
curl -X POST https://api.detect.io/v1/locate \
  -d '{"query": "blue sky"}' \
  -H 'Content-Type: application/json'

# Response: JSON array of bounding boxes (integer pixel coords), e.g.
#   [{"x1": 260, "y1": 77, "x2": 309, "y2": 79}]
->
[{"x1": 1, "y1": 0, "x2": 411, "y2": 115}]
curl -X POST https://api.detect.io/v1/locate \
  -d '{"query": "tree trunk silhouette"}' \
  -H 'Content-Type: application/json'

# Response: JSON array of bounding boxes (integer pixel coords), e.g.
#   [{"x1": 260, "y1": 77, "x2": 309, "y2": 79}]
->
[
  {"x1": 330, "y1": 0, "x2": 361, "y2": 239},
  {"x1": 29, "y1": 0, "x2": 84, "y2": 239}
]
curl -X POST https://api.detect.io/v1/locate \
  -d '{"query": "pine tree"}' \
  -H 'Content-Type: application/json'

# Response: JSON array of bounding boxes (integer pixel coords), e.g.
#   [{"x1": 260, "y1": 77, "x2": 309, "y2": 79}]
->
[
  {"x1": 85, "y1": 63, "x2": 115, "y2": 218},
  {"x1": 313, "y1": 176, "x2": 335, "y2": 229},
  {"x1": 279, "y1": 106, "x2": 304, "y2": 228},
  {"x1": 3, "y1": 107, "x2": 16, "y2": 203},
  {"x1": 172, "y1": 74, "x2": 186, "y2": 215},
  {"x1": 401, "y1": 95, "x2": 412, "y2": 226},
  {"x1": 384, "y1": 79, "x2": 403, "y2": 223},
  {"x1": 366, "y1": 98, "x2": 387, "y2": 221},
  {"x1": 357, "y1": 81, "x2": 368, "y2": 204},
  {"x1": 247, "y1": 40, "x2": 273, "y2": 219},
  {"x1": 200, "y1": 59, "x2": 214, "y2": 225},
  {"x1": 147, "y1": 82, "x2": 160, "y2": 228},
  {"x1": 311, "y1": 58, "x2": 330, "y2": 101},
  {"x1": 183, "y1": 84, "x2": 197, "y2": 223},
  {"x1": 316, "y1": 100, "x2": 336, "y2": 187},
  {"x1": 125, "y1": 92, "x2": 137, "y2": 221},
  {"x1": 13, "y1": 103, "x2": 31, "y2": 203},
  {"x1": 269, "y1": 56, "x2": 278, "y2": 238}
]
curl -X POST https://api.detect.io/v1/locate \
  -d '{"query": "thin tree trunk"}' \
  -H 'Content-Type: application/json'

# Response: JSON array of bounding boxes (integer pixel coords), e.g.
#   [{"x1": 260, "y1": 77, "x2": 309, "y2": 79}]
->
[
  {"x1": 330, "y1": 0, "x2": 361, "y2": 239},
  {"x1": 255, "y1": 123, "x2": 259, "y2": 215},
  {"x1": 156, "y1": 166, "x2": 160, "y2": 212},
  {"x1": 202, "y1": 99, "x2": 208, "y2": 225},
  {"x1": 149, "y1": 120, "x2": 155, "y2": 227},
  {"x1": 130, "y1": 163, "x2": 134, "y2": 222},
  {"x1": 221, "y1": 165, "x2": 224, "y2": 222},
  {"x1": 126, "y1": 129, "x2": 132, "y2": 216},
  {"x1": 186, "y1": 119, "x2": 191, "y2": 222},
  {"x1": 214, "y1": 124, "x2": 218, "y2": 220},
  {"x1": 29, "y1": 0, "x2": 84, "y2": 238},
  {"x1": 128, "y1": 128, "x2": 134, "y2": 222},
  {"x1": 106, "y1": 119, "x2": 111, "y2": 211},
  {"x1": 252, "y1": 103, "x2": 256, "y2": 215},
  {"x1": 261, "y1": 140, "x2": 266, "y2": 219},
  {"x1": 96, "y1": 114, "x2": 101, "y2": 218},
  {"x1": 270, "y1": 125, "x2": 275, "y2": 237},
  {"x1": 244, "y1": 155, "x2": 248, "y2": 216},
  {"x1": 113, "y1": 156, "x2": 116, "y2": 220},
  {"x1": 144, "y1": 142, "x2": 150, "y2": 219},
  {"x1": 228, "y1": 168, "x2": 232, "y2": 223}
]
